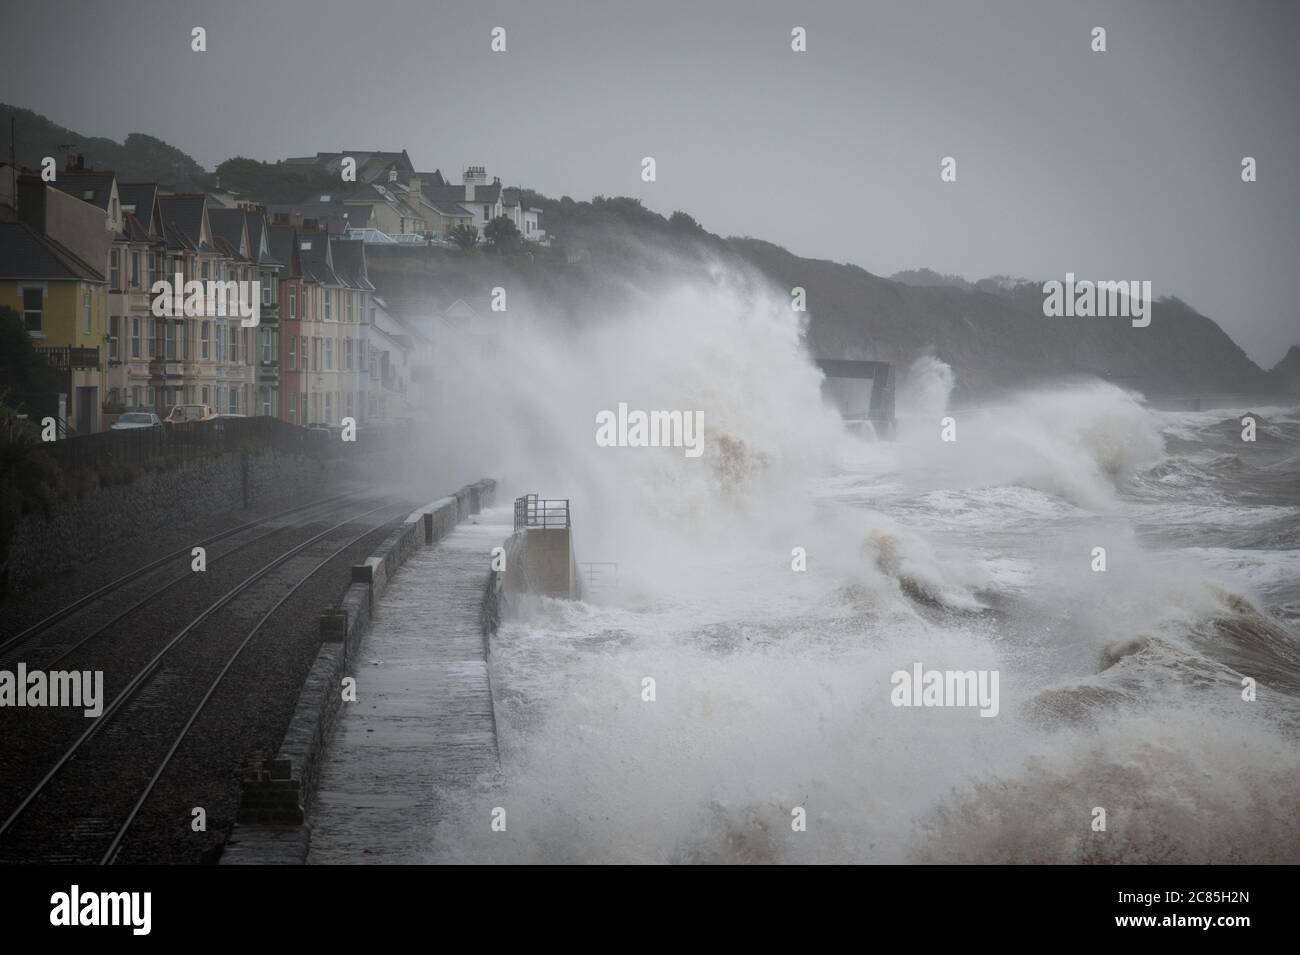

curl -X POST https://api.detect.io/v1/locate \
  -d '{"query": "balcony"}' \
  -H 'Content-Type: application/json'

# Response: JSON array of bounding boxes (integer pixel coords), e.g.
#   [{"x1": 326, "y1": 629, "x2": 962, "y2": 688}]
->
[
  {"x1": 35, "y1": 345, "x2": 100, "y2": 370},
  {"x1": 148, "y1": 358, "x2": 185, "y2": 382}
]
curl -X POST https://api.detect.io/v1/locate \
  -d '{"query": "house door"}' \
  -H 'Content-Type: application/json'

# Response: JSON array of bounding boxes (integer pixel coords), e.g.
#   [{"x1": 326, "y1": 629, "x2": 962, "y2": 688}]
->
[{"x1": 75, "y1": 386, "x2": 98, "y2": 434}]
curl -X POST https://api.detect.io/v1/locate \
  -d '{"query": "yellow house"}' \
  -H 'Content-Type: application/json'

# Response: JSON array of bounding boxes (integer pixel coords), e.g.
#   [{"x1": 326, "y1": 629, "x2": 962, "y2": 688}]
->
[{"x1": 0, "y1": 220, "x2": 109, "y2": 432}]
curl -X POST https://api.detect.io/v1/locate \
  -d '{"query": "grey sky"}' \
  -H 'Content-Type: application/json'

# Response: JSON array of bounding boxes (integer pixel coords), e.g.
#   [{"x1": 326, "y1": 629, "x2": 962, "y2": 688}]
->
[{"x1": 3, "y1": 0, "x2": 1296, "y2": 364}]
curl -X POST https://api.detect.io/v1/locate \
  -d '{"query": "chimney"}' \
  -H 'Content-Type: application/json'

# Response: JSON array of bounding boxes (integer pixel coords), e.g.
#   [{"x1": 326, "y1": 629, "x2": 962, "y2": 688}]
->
[
  {"x1": 409, "y1": 176, "x2": 422, "y2": 205},
  {"x1": 465, "y1": 178, "x2": 475, "y2": 202}
]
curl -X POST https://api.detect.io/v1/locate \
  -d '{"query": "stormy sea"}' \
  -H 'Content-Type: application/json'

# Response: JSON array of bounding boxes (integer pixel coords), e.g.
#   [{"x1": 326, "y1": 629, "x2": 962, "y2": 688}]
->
[{"x1": 427, "y1": 278, "x2": 1300, "y2": 864}]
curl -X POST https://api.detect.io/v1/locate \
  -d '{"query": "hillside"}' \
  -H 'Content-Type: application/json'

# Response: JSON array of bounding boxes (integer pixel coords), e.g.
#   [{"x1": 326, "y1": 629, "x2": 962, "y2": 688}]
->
[{"x1": 2, "y1": 104, "x2": 210, "y2": 190}]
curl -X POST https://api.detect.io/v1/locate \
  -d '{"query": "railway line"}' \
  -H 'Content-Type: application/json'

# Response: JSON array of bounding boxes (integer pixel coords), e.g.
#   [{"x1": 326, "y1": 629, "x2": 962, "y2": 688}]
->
[{"x1": 0, "y1": 493, "x2": 414, "y2": 864}]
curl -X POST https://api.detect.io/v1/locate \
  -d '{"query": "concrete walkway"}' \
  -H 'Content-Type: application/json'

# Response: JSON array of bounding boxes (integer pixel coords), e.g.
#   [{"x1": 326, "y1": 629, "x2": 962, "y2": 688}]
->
[{"x1": 307, "y1": 507, "x2": 508, "y2": 864}]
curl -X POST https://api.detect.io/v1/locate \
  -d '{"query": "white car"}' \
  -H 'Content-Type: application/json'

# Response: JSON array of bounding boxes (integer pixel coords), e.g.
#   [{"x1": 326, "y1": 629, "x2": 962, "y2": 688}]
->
[{"x1": 111, "y1": 411, "x2": 163, "y2": 430}]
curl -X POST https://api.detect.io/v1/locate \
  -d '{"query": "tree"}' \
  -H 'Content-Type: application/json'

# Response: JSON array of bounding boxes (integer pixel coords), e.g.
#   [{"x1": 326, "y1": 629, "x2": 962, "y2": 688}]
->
[
  {"x1": 449, "y1": 223, "x2": 480, "y2": 250},
  {"x1": 0, "y1": 307, "x2": 63, "y2": 398},
  {"x1": 484, "y1": 215, "x2": 522, "y2": 252}
]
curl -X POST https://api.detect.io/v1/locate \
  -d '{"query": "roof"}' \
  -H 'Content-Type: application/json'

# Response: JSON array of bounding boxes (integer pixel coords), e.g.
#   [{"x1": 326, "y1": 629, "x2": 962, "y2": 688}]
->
[
  {"x1": 440, "y1": 183, "x2": 502, "y2": 205},
  {"x1": 243, "y1": 210, "x2": 282, "y2": 267},
  {"x1": 118, "y1": 183, "x2": 157, "y2": 216},
  {"x1": 49, "y1": 170, "x2": 116, "y2": 211},
  {"x1": 295, "y1": 232, "x2": 341, "y2": 287},
  {"x1": 207, "y1": 208, "x2": 250, "y2": 262},
  {"x1": 394, "y1": 169, "x2": 446, "y2": 188},
  {"x1": 329, "y1": 239, "x2": 374, "y2": 291},
  {"x1": 0, "y1": 221, "x2": 106, "y2": 282},
  {"x1": 158, "y1": 194, "x2": 209, "y2": 252},
  {"x1": 266, "y1": 224, "x2": 300, "y2": 277},
  {"x1": 120, "y1": 213, "x2": 153, "y2": 243}
]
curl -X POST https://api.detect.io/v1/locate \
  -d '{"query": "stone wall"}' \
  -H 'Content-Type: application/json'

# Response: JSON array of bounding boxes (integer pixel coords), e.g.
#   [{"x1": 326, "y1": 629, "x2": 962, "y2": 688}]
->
[{"x1": 5, "y1": 447, "x2": 358, "y2": 598}]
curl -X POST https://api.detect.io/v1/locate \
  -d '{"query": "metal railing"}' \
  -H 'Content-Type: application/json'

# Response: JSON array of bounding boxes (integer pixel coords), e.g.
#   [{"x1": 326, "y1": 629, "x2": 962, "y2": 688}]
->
[
  {"x1": 33, "y1": 345, "x2": 101, "y2": 370},
  {"x1": 513, "y1": 493, "x2": 570, "y2": 533},
  {"x1": 576, "y1": 561, "x2": 618, "y2": 592}
]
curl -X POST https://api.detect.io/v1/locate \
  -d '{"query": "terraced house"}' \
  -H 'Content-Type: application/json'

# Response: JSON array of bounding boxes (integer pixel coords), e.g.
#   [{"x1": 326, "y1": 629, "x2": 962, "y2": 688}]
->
[
  {"x1": 109, "y1": 182, "x2": 167, "y2": 417},
  {"x1": 158, "y1": 194, "x2": 258, "y2": 415},
  {"x1": 293, "y1": 222, "x2": 342, "y2": 426},
  {"x1": 210, "y1": 206, "x2": 282, "y2": 416},
  {"x1": 328, "y1": 237, "x2": 374, "y2": 425},
  {"x1": 267, "y1": 222, "x2": 305, "y2": 424}
]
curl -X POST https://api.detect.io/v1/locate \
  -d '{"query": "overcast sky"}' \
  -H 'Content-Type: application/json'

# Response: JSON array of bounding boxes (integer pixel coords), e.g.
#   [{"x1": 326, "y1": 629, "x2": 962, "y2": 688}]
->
[{"x1": 3, "y1": 0, "x2": 1296, "y2": 364}]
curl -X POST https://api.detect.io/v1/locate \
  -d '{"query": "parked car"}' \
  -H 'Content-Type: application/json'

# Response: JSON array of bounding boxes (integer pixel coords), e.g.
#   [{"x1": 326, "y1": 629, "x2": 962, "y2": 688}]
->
[
  {"x1": 164, "y1": 404, "x2": 215, "y2": 425},
  {"x1": 110, "y1": 411, "x2": 163, "y2": 430}
]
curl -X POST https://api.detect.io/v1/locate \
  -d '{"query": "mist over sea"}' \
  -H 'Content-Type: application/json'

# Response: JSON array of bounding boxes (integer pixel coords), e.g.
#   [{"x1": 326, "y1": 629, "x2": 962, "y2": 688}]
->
[{"x1": 420, "y1": 269, "x2": 1300, "y2": 864}]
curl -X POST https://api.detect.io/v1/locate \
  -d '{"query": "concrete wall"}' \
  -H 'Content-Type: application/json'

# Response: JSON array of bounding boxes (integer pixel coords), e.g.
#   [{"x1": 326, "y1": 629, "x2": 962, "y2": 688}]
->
[
  {"x1": 220, "y1": 478, "x2": 497, "y2": 864},
  {"x1": 5, "y1": 447, "x2": 356, "y2": 598},
  {"x1": 503, "y1": 525, "x2": 580, "y2": 599}
]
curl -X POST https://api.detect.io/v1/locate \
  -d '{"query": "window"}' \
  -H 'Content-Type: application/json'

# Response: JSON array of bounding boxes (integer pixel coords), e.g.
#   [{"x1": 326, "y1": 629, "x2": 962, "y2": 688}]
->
[
  {"x1": 201, "y1": 261, "x2": 209, "y2": 281},
  {"x1": 324, "y1": 338, "x2": 333, "y2": 370},
  {"x1": 262, "y1": 389, "x2": 271, "y2": 417},
  {"x1": 289, "y1": 287, "x2": 296, "y2": 319},
  {"x1": 483, "y1": 205, "x2": 490, "y2": 221},
  {"x1": 313, "y1": 337, "x2": 320, "y2": 370},
  {"x1": 230, "y1": 389, "x2": 238, "y2": 414},
  {"x1": 345, "y1": 391, "x2": 353, "y2": 417},
  {"x1": 149, "y1": 253, "x2": 158, "y2": 287},
  {"x1": 109, "y1": 316, "x2": 120, "y2": 359},
  {"x1": 202, "y1": 386, "x2": 210, "y2": 405},
  {"x1": 147, "y1": 318, "x2": 157, "y2": 359},
  {"x1": 165, "y1": 320, "x2": 176, "y2": 360},
  {"x1": 344, "y1": 338, "x2": 352, "y2": 370},
  {"x1": 289, "y1": 335, "x2": 296, "y2": 370},
  {"x1": 110, "y1": 250, "x2": 121, "y2": 290},
  {"x1": 289, "y1": 392, "x2": 297, "y2": 420},
  {"x1": 146, "y1": 385, "x2": 154, "y2": 406},
  {"x1": 131, "y1": 317, "x2": 141, "y2": 358},
  {"x1": 201, "y1": 321, "x2": 210, "y2": 360},
  {"x1": 325, "y1": 392, "x2": 332, "y2": 422},
  {"x1": 262, "y1": 329, "x2": 272, "y2": 363},
  {"x1": 130, "y1": 251, "x2": 141, "y2": 288},
  {"x1": 230, "y1": 324, "x2": 239, "y2": 361},
  {"x1": 262, "y1": 278, "x2": 271, "y2": 306},
  {"x1": 22, "y1": 287, "x2": 43, "y2": 333},
  {"x1": 82, "y1": 290, "x2": 92, "y2": 334},
  {"x1": 324, "y1": 289, "x2": 332, "y2": 321},
  {"x1": 359, "y1": 340, "x2": 366, "y2": 368},
  {"x1": 345, "y1": 293, "x2": 353, "y2": 324}
]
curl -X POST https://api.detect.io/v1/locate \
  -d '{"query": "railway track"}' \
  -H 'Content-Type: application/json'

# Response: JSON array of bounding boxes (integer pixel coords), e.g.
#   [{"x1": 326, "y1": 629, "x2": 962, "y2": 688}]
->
[
  {"x1": 0, "y1": 495, "x2": 413, "y2": 864},
  {"x1": 0, "y1": 491, "x2": 357, "y2": 661}
]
